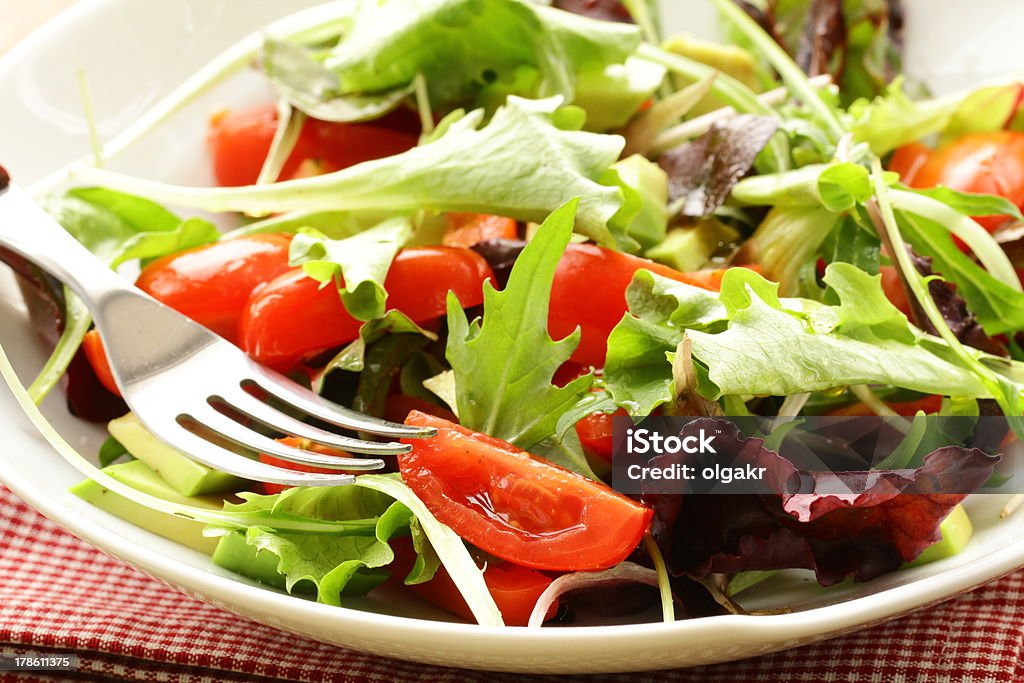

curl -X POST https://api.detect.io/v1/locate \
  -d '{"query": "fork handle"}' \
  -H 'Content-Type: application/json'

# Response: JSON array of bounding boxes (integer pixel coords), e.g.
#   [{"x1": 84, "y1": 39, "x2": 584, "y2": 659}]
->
[{"x1": 0, "y1": 169, "x2": 132, "y2": 305}]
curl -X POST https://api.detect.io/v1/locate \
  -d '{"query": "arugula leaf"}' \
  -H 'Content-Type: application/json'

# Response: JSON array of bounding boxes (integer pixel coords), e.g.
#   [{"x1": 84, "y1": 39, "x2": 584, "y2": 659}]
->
[
  {"x1": 446, "y1": 199, "x2": 596, "y2": 476},
  {"x1": 323, "y1": 0, "x2": 642, "y2": 112},
  {"x1": 289, "y1": 216, "x2": 413, "y2": 321},
  {"x1": 75, "y1": 97, "x2": 644, "y2": 250}
]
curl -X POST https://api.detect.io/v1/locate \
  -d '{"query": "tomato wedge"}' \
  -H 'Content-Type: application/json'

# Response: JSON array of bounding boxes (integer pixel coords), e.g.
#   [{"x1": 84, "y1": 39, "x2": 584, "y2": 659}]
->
[
  {"x1": 241, "y1": 247, "x2": 493, "y2": 370},
  {"x1": 550, "y1": 244, "x2": 736, "y2": 368},
  {"x1": 399, "y1": 411, "x2": 653, "y2": 572},
  {"x1": 136, "y1": 234, "x2": 294, "y2": 344},
  {"x1": 892, "y1": 131, "x2": 1024, "y2": 232}
]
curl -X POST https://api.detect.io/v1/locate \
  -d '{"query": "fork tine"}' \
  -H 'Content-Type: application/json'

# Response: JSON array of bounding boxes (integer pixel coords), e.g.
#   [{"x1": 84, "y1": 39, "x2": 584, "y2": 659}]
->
[
  {"x1": 150, "y1": 420, "x2": 359, "y2": 486},
  {"x1": 212, "y1": 390, "x2": 411, "y2": 456},
  {"x1": 245, "y1": 365, "x2": 437, "y2": 439},
  {"x1": 184, "y1": 407, "x2": 387, "y2": 471}
]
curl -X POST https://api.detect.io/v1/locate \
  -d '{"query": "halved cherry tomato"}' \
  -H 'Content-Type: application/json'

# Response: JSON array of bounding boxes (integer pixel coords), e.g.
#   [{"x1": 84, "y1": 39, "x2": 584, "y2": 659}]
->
[
  {"x1": 241, "y1": 247, "x2": 493, "y2": 370},
  {"x1": 879, "y1": 265, "x2": 912, "y2": 319},
  {"x1": 893, "y1": 131, "x2": 1024, "y2": 232},
  {"x1": 399, "y1": 411, "x2": 653, "y2": 572},
  {"x1": 208, "y1": 105, "x2": 420, "y2": 187},
  {"x1": 550, "y1": 244, "x2": 736, "y2": 367},
  {"x1": 83, "y1": 329, "x2": 120, "y2": 397},
  {"x1": 574, "y1": 408, "x2": 627, "y2": 465},
  {"x1": 135, "y1": 234, "x2": 294, "y2": 344},
  {"x1": 258, "y1": 436, "x2": 357, "y2": 495},
  {"x1": 389, "y1": 538, "x2": 557, "y2": 626},
  {"x1": 442, "y1": 213, "x2": 518, "y2": 248},
  {"x1": 826, "y1": 394, "x2": 944, "y2": 417}
]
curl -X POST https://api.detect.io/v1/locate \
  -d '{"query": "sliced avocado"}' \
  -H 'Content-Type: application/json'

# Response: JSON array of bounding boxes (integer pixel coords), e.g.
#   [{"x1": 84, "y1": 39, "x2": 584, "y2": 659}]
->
[
  {"x1": 662, "y1": 35, "x2": 761, "y2": 115},
  {"x1": 109, "y1": 413, "x2": 245, "y2": 496},
  {"x1": 70, "y1": 460, "x2": 224, "y2": 554},
  {"x1": 646, "y1": 219, "x2": 740, "y2": 272},
  {"x1": 907, "y1": 505, "x2": 974, "y2": 567},
  {"x1": 212, "y1": 533, "x2": 388, "y2": 596}
]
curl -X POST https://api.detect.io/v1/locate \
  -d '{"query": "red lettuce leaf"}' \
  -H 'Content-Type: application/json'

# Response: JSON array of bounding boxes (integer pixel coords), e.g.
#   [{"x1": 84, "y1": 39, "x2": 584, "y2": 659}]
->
[
  {"x1": 658, "y1": 114, "x2": 778, "y2": 218},
  {"x1": 642, "y1": 419, "x2": 999, "y2": 586},
  {"x1": 552, "y1": 0, "x2": 633, "y2": 23}
]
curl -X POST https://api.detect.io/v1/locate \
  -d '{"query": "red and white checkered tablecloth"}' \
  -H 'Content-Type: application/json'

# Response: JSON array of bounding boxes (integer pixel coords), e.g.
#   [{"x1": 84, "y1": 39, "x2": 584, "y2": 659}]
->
[{"x1": 2, "y1": 484, "x2": 1023, "y2": 683}]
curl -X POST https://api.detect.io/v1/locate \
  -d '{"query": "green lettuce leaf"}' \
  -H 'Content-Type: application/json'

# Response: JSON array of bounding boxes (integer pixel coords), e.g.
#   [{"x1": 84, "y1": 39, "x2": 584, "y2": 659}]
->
[
  {"x1": 204, "y1": 479, "x2": 439, "y2": 607},
  {"x1": 289, "y1": 216, "x2": 413, "y2": 321},
  {"x1": 74, "y1": 97, "x2": 645, "y2": 249},
  {"x1": 445, "y1": 199, "x2": 596, "y2": 476},
  {"x1": 605, "y1": 264, "x2": 1005, "y2": 413},
  {"x1": 323, "y1": 0, "x2": 643, "y2": 111}
]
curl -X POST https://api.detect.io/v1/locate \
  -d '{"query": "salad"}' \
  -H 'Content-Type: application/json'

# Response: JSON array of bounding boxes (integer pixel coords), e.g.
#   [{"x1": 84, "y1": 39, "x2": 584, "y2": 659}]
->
[{"x1": 4, "y1": 0, "x2": 1024, "y2": 628}]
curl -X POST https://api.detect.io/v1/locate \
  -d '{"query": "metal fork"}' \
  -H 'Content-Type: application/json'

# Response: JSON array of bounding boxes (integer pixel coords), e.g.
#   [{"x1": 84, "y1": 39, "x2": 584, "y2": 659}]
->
[{"x1": 0, "y1": 168, "x2": 435, "y2": 487}]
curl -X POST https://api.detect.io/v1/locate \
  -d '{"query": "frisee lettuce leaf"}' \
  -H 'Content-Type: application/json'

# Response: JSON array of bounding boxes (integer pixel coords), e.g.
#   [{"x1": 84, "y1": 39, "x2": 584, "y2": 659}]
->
[
  {"x1": 605, "y1": 264, "x2": 1011, "y2": 415},
  {"x1": 445, "y1": 199, "x2": 597, "y2": 477},
  {"x1": 289, "y1": 216, "x2": 413, "y2": 321},
  {"x1": 73, "y1": 97, "x2": 650, "y2": 250}
]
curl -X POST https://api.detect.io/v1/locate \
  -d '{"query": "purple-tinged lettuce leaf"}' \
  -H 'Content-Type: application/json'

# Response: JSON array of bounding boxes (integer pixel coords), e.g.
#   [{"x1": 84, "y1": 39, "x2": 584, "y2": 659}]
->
[{"x1": 642, "y1": 418, "x2": 999, "y2": 585}]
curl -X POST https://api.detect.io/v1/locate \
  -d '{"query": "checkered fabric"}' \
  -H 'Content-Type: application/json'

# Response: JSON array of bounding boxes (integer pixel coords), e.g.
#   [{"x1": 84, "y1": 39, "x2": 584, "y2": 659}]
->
[{"x1": 2, "y1": 484, "x2": 1022, "y2": 683}]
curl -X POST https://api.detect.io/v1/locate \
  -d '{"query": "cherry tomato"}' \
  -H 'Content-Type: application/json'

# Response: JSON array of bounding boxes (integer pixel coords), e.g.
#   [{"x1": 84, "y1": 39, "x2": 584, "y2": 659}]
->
[
  {"x1": 258, "y1": 437, "x2": 358, "y2": 495},
  {"x1": 82, "y1": 329, "x2": 120, "y2": 397},
  {"x1": 550, "y1": 244, "x2": 734, "y2": 368},
  {"x1": 208, "y1": 104, "x2": 420, "y2": 187},
  {"x1": 135, "y1": 234, "x2": 294, "y2": 344},
  {"x1": 894, "y1": 131, "x2": 1024, "y2": 232},
  {"x1": 442, "y1": 213, "x2": 518, "y2": 248},
  {"x1": 388, "y1": 538, "x2": 557, "y2": 626},
  {"x1": 399, "y1": 411, "x2": 653, "y2": 572},
  {"x1": 241, "y1": 247, "x2": 493, "y2": 370},
  {"x1": 879, "y1": 265, "x2": 912, "y2": 319},
  {"x1": 574, "y1": 408, "x2": 627, "y2": 465}
]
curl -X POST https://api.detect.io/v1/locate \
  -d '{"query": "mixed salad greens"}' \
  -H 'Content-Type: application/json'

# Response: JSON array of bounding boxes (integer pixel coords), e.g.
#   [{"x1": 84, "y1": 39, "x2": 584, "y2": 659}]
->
[{"x1": 7, "y1": 0, "x2": 1024, "y2": 627}]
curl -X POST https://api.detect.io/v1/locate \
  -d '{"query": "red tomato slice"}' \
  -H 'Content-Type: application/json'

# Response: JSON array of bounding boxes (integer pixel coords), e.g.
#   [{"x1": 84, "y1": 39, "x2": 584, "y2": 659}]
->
[
  {"x1": 897, "y1": 131, "x2": 1024, "y2": 232},
  {"x1": 258, "y1": 436, "x2": 357, "y2": 495},
  {"x1": 208, "y1": 105, "x2": 419, "y2": 187},
  {"x1": 389, "y1": 538, "x2": 557, "y2": 626},
  {"x1": 398, "y1": 411, "x2": 653, "y2": 572},
  {"x1": 240, "y1": 247, "x2": 493, "y2": 370},
  {"x1": 442, "y1": 213, "x2": 518, "y2": 248},
  {"x1": 135, "y1": 234, "x2": 294, "y2": 344},
  {"x1": 82, "y1": 329, "x2": 120, "y2": 397},
  {"x1": 550, "y1": 244, "x2": 735, "y2": 368}
]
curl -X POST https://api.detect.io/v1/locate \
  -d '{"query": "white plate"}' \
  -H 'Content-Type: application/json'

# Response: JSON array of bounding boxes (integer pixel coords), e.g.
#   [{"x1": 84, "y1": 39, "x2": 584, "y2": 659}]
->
[{"x1": 3, "y1": 0, "x2": 1024, "y2": 674}]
